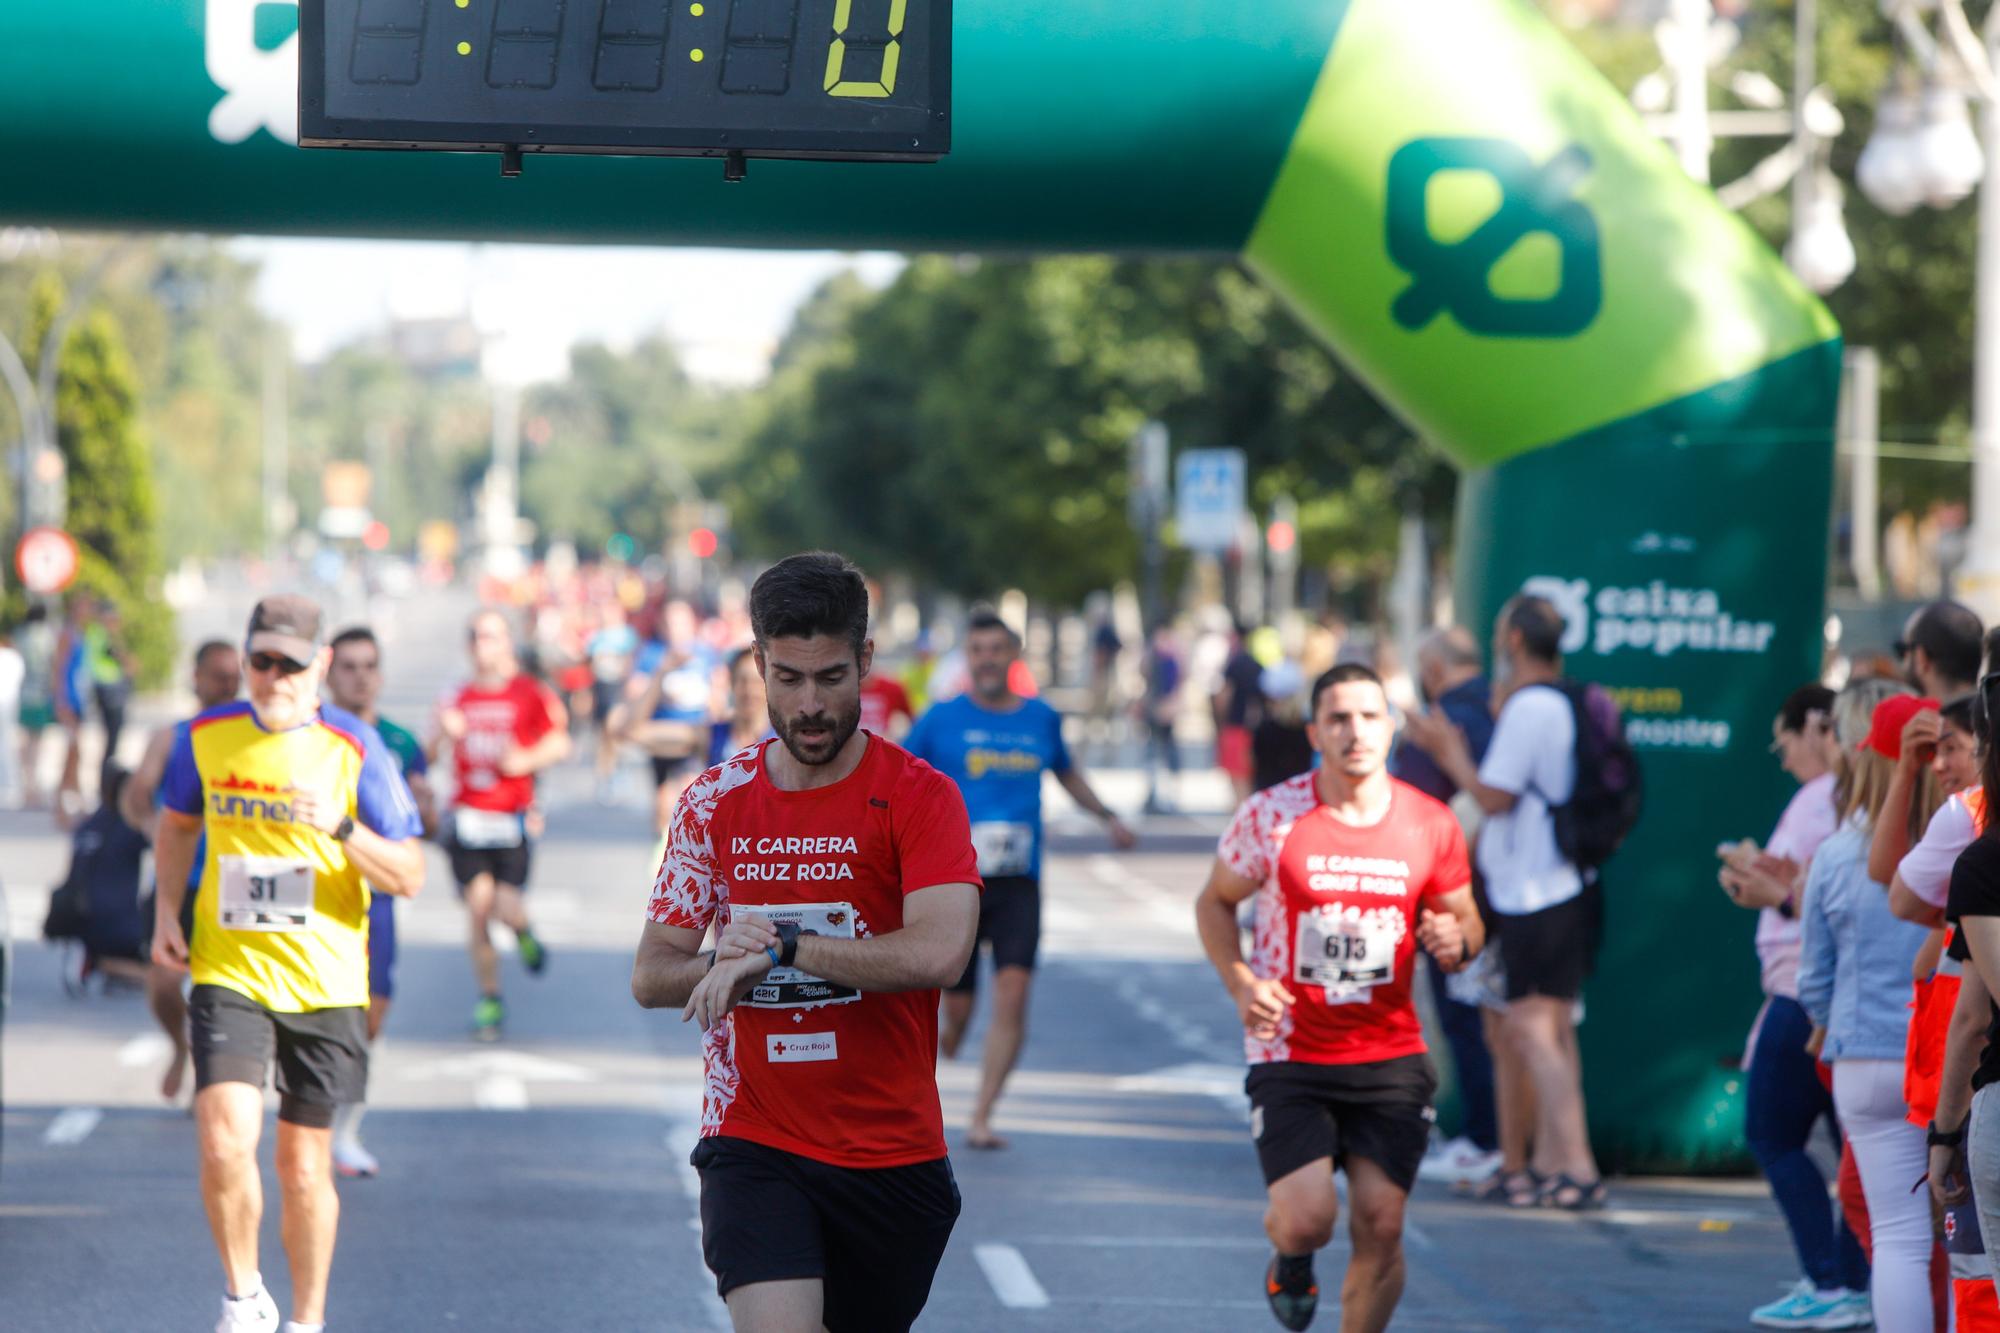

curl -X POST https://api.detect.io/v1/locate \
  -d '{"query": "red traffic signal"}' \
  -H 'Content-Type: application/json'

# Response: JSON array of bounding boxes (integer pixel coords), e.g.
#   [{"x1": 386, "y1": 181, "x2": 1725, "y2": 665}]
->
[
  {"x1": 1266, "y1": 519, "x2": 1297, "y2": 554},
  {"x1": 688, "y1": 527, "x2": 719, "y2": 559}
]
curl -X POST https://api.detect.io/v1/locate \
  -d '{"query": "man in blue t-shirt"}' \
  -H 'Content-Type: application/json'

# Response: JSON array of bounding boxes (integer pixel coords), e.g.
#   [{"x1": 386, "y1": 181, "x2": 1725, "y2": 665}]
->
[{"x1": 905, "y1": 610, "x2": 1135, "y2": 1149}]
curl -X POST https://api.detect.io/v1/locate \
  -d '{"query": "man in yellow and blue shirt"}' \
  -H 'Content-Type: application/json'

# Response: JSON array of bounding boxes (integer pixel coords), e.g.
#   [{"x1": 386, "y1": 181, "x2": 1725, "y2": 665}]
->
[{"x1": 151, "y1": 594, "x2": 425, "y2": 1333}]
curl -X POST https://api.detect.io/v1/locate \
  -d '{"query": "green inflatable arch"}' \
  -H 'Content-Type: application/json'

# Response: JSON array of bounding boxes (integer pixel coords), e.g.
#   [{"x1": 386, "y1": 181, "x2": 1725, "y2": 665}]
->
[{"x1": 0, "y1": 0, "x2": 1839, "y2": 1169}]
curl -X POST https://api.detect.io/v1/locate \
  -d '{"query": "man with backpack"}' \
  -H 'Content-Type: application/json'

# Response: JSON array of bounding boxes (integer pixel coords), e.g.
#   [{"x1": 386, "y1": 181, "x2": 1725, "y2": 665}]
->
[{"x1": 1405, "y1": 593, "x2": 1631, "y2": 1210}]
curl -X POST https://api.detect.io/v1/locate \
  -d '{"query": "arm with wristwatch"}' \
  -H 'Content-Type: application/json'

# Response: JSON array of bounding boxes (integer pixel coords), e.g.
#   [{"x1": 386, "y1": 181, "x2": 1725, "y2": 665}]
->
[
  {"x1": 681, "y1": 886, "x2": 980, "y2": 1030},
  {"x1": 1927, "y1": 966, "x2": 1989, "y2": 1207}
]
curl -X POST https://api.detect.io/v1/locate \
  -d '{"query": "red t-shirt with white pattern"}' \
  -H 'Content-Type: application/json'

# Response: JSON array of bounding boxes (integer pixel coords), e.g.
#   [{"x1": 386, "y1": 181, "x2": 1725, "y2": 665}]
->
[
  {"x1": 1218, "y1": 773, "x2": 1472, "y2": 1068},
  {"x1": 648, "y1": 735, "x2": 981, "y2": 1168},
  {"x1": 447, "y1": 674, "x2": 563, "y2": 814}
]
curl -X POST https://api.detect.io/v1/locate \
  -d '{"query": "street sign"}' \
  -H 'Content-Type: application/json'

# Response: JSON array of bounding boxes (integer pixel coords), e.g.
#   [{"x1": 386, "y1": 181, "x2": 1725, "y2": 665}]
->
[
  {"x1": 1174, "y1": 448, "x2": 1246, "y2": 553},
  {"x1": 15, "y1": 527, "x2": 79, "y2": 595}
]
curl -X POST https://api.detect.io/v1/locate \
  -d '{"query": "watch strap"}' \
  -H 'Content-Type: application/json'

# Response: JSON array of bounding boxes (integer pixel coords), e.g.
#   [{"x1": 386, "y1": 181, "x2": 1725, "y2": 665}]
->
[
  {"x1": 775, "y1": 922, "x2": 801, "y2": 969},
  {"x1": 1929, "y1": 1120, "x2": 1967, "y2": 1149},
  {"x1": 333, "y1": 814, "x2": 356, "y2": 842}
]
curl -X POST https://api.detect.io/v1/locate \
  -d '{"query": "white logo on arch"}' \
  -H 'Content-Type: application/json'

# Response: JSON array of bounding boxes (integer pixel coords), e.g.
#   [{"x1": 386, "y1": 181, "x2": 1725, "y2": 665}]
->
[
  {"x1": 1519, "y1": 576, "x2": 1590, "y2": 655},
  {"x1": 207, "y1": 0, "x2": 300, "y2": 146}
]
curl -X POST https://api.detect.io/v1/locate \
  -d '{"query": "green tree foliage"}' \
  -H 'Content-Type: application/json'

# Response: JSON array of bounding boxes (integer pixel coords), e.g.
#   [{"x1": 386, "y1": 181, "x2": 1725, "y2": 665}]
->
[
  {"x1": 724, "y1": 257, "x2": 1445, "y2": 610},
  {"x1": 1557, "y1": 0, "x2": 1980, "y2": 512},
  {"x1": 28, "y1": 280, "x2": 172, "y2": 683},
  {"x1": 519, "y1": 336, "x2": 734, "y2": 556}
]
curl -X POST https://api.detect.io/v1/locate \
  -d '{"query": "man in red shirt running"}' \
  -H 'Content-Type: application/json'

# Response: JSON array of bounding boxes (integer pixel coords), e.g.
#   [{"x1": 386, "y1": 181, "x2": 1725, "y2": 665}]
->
[
  {"x1": 1196, "y1": 662, "x2": 1483, "y2": 1333},
  {"x1": 432, "y1": 609, "x2": 571, "y2": 1040},
  {"x1": 632, "y1": 551, "x2": 981, "y2": 1333}
]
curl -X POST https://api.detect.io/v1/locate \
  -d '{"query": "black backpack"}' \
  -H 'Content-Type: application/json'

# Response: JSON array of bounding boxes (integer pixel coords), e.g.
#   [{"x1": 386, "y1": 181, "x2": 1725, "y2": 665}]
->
[
  {"x1": 44, "y1": 805, "x2": 150, "y2": 959},
  {"x1": 1541, "y1": 680, "x2": 1643, "y2": 873}
]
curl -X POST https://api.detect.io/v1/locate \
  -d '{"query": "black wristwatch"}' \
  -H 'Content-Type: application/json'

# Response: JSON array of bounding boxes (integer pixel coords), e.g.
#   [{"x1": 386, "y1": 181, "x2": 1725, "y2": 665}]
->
[
  {"x1": 774, "y1": 922, "x2": 801, "y2": 969},
  {"x1": 331, "y1": 814, "x2": 356, "y2": 843},
  {"x1": 1929, "y1": 1120, "x2": 1967, "y2": 1149}
]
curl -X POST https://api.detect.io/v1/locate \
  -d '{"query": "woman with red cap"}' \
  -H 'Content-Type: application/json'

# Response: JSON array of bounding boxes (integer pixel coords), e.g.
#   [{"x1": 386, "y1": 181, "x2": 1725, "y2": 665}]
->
[{"x1": 1799, "y1": 682, "x2": 1947, "y2": 1333}]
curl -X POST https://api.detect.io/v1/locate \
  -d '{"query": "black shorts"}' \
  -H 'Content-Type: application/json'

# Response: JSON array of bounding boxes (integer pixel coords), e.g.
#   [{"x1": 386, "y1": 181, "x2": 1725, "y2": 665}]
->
[
  {"x1": 1495, "y1": 885, "x2": 1601, "y2": 1002},
  {"x1": 446, "y1": 828, "x2": 533, "y2": 890},
  {"x1": 691, "y1": 1135, "x2": 960, "y2": 1333},
  {"x1": 946, "y1": 875, "x2": 1039, "y2": 993},
  {"x1": 591, "y1": 679, "x2": 621, "y2": 724},
  {"x1": 188, "y1": 984, "x2": 368, "y2": 1129},
  {"x1": 650, "y1": 753, "x2": 701, "y2": 789},
  {"x1": 1246, "y1": 1056, "x2": 1438, "y2": 1193}
]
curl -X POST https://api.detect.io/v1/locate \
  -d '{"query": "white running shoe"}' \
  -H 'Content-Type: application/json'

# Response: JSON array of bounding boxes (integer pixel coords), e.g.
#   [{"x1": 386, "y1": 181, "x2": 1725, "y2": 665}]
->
[
  {"x1": 1417, "y1": 1137, "x2": 1504, "y2": 1185},
  {"x1": 215, "y1": 1284, "x2": 280, "y2": 1332},
  {"x1": 333, "y1": 1139, "x2": 380, "y2": 1179}
]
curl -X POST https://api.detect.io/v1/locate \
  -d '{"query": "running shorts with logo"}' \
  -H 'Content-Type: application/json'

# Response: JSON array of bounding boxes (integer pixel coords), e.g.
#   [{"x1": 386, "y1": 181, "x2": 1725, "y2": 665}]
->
[
  {"x1": 367, "y1": 715, "x2": 427, "y2": 999},
  {"x1": 161, "y1": 702, "x2": 422, "y2": 1123},
  {"x1": 648, "y1": 735, "x2": 979, "y2": 1324},
  {"x1": 445, "y1": 674, "x2": 558, "y2": 889},
  {"x1": 1217, "y1": 772, "x2": 1471, "y2": 1193}
]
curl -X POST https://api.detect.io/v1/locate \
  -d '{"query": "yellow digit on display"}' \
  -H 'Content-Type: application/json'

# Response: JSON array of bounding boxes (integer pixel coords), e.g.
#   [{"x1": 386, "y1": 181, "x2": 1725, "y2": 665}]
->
[{"x1": 823, "y1": 0, "x2": 905, "y2": 99}]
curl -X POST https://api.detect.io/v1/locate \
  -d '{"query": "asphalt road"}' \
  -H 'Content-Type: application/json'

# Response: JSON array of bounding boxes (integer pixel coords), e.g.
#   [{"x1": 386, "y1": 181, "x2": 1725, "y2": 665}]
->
[{"x1": 0, "y1": 580, "x2": 1820, "y2": 1332}]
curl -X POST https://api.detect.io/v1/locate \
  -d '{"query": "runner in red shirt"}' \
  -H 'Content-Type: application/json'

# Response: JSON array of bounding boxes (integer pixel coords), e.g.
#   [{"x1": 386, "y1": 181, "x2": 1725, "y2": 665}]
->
[
  {"x1": 1195, "y1": 662, "x2": 1483, "y2": 1333},
  {"x1": 859, "y1": 669, "x2": 914, "y2": 741},
  {"x1": 632, "y1": 552, "x2": 980, "y2": 1333},
  {"x1": 432, "y1": 608, "x2": 571, "y2": 1040}
]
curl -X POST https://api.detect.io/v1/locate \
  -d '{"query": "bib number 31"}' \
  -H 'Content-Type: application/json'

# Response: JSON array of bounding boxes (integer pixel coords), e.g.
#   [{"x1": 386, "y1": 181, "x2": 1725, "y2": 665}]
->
[{"x1": 219, "y1": 855, "x2": 315, "y2": 932}]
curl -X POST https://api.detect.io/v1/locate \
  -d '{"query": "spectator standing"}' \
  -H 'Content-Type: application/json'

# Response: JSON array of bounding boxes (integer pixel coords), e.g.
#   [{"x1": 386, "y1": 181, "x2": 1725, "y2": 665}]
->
[
  {"x1": 1717, "y1": 684, "x2": 1872, "y2": 1328},
  {"x1": 1393, "y1": 626, "x2": 1501, "y2": 1187},
  {"x1": 1799, "y1": 684, "x2": 1941, "y2": 1333},
  {"x1": 1402, "y1": 596, "x2": 1602, "y2": 1209}
]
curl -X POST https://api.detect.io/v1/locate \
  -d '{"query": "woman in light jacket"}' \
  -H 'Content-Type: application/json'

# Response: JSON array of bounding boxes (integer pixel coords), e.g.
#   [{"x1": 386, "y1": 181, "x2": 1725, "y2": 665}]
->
[{"x1": 1798, "y1": 682, "x2": 1943, "y2": 1333}]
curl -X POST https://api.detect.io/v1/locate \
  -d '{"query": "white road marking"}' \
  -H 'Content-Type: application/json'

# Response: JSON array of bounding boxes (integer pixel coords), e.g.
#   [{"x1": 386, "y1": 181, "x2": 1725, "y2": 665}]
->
[
  {"x1": 1014, "y1": 1234, "x2": 1273, "y2": 1250},
  {"x1": 663, "y1": 1102, "x2": 732, "y2": 1332},
  {"x1": 473, "y1": 1076, "x2": 528, "y2": 1110},
  {"x1": 404, "y1": 1051, "x2": 596, "y2": 1084},
  {"x1": 43, "y1": 1107, "x2": 103, "y2": 1147},
  {"x1": 974, "y1": 1243, "x2": 1051, "y2": 1309},
  {"x1": 117, "y1": 1032, "x2": 173, "y2": 1069}
]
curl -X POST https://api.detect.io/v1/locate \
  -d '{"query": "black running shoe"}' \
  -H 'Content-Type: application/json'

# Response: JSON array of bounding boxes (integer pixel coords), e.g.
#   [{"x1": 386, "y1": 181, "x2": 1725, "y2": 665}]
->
[{"x1": 1265, "y1": 1253, "x2": 1318, "y2": 1330}]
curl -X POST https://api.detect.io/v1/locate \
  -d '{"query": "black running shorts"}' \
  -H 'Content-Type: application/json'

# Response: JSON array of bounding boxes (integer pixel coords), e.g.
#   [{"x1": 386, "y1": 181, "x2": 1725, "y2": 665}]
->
[
  {"x1": 946, "y1": 875, "x2": 1039, "y2": 993},
  {"x1": 1246, "y1": 1055, "x2": 1439, "y2": 1192},
  {"x1": 446, "y1": 828, "x2": 533, "y2": 891},
  {"x1": 188, "y1": 984, "x2": 368, "y2": 1129},
  {"x1": 690, "y1": 1135, "x2": 960, "y2": 1333},
  {"x1": 1494, "y1": 884, "x2": 1601, "y2": 1002}
]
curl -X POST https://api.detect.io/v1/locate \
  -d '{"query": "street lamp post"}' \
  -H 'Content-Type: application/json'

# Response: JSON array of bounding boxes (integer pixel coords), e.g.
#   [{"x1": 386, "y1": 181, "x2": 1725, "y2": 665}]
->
[{"x1": 1849, "y1": 1, "x2": 2000, "y2": 609}]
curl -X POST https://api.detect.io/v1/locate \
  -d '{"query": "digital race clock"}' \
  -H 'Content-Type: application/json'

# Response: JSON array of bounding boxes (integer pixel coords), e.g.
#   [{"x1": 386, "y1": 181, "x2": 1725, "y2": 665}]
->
[{"x1": 298, "y1": 0, "x2": 950, "y2": 171}]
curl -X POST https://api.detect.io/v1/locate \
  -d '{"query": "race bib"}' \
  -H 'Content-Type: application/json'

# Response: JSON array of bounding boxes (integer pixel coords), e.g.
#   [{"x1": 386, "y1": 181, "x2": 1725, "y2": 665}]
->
[
  {"x1": 970, "y1": 821, "x2": 1035, "y2": 878},
  {"x1": 455, "y1": 806, "x2": 525, "y2": 849},
  {"x1": 218, "y1": 855, "x2": 315, "y2": 932},
  {"x1": 739, "y1": 901, "x2": 861, "y2": 1009},
  {"x1": 1294, "y1": 909, "x2": 1398, "y2": 1000}
]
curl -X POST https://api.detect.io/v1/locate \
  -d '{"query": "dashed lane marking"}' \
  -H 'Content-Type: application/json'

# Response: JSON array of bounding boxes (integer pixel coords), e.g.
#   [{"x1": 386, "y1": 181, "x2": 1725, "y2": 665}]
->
[
  {"x1": 974, "y1": 1243, "x2": 1052, "y2": 1309},
  {"x1": 43, "y1": 1107, "x2": 103, "y2": 1147}
]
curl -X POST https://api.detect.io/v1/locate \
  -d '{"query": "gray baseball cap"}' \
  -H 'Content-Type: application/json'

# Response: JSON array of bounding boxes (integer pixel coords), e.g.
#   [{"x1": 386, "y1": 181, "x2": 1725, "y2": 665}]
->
[{"x1": 245, "y1": 593, "x2": 324, "y2": 665}]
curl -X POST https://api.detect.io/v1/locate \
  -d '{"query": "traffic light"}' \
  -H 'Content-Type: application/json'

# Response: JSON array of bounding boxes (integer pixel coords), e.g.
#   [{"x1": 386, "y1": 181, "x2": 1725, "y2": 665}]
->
[{"x1": 688, "y1": 527, "x2": 719, "y2": 560}]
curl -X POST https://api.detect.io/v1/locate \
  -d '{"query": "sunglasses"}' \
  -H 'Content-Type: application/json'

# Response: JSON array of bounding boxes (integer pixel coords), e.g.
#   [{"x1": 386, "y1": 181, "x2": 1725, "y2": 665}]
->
[
  {"x1": 1894, "y1": 639, "x2": 1912, "y2": 659},
  {"x1": 248, "y1": 651, "x2": 310, "y2": 676}
]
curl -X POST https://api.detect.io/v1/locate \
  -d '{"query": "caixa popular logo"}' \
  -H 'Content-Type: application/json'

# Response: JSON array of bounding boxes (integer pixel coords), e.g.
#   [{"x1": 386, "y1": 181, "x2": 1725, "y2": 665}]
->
[
  {"x1": 1521, "y1": 576, "x2": 1776, "y2": 658},
  {"x1": 207, "y1": 0, "x2": 301, "y2": 147}
]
